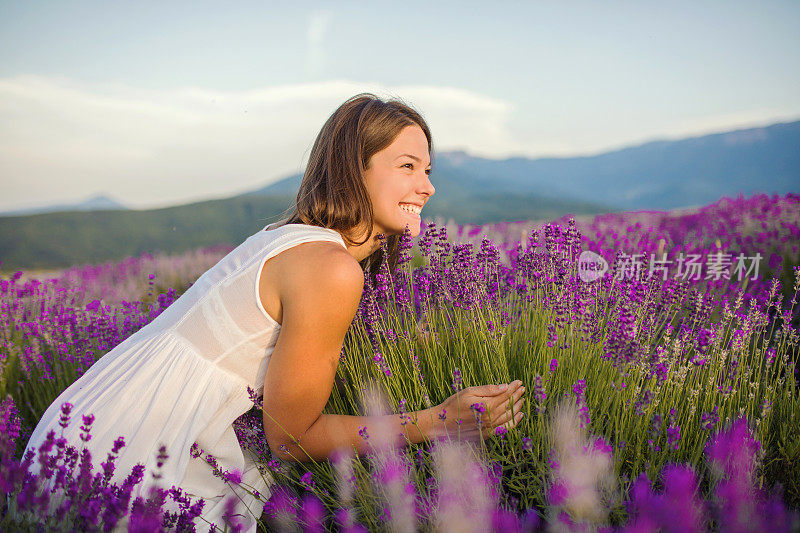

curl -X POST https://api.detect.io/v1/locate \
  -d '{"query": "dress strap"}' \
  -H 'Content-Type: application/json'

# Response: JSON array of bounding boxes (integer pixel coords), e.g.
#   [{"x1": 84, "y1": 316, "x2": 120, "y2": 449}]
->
[{"x1": 262, "y1": 223, "x2": 346, "y2": 249}]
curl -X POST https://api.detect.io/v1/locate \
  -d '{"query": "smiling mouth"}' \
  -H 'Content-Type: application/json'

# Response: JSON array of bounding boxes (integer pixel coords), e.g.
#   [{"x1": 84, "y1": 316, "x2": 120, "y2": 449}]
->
[{"x1": 399, "y1": 202, "x2": 422, "y2": 215}]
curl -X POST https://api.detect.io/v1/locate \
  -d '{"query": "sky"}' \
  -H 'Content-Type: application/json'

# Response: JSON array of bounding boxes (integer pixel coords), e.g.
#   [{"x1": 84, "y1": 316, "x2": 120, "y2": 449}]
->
[{"x1": 1, "y1": 0, "x2": 798, "y2": 212}]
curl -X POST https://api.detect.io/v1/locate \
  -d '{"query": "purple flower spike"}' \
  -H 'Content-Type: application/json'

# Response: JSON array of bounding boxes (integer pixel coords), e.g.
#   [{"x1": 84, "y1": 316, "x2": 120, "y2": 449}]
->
[
  {"x1": 300, "y1": 471, "x2": 316, "y2": 490},
  {"x1": 492, "y1": 507, "x2": 523, "y2": 532},
  {"x1": 59, "y1": 402, "x2": 74, "y2": 429},
  {"x1": 701, "y1": 406, "x2": 720, "y2": 431},
  {"x1": 533, "y1": 375, "x2": 547, "y2": 409},
  {"x1": 155, "y1": 445, "x2": 169, "y2": 469},
  {"x1": 398, "y1": 398, "x2": 411, "y2": 427},
  {"x1": 470, "y1": 402, "x2": 486, "y2": 430},
  {"x1": 667, "y1": 409, "x2": 681, "y2": 450},
  {"x1": 470, "y1": 402, "x2": 486, "y2": 415},
  {"x1": 625, "y1": 466, "x2": 705, "y2": 532},
  {"x1": 572, "y1": 379, "x2": 586, "y2": 398},
  {"x1": 703, "y1": 417, "x2": 794, "y2": 531},
  {"x1": 706, "y1": 418, "x2": 760, "y2": 485},
  {"x1": 571, "y1": 379, "x2": 591, "y2": 428},
  {"x1": 221, "y1": 494, "x2": 245, "y2": 533},
  {"x1": 111, "y1": 436, "x2": 126, "y2": 454},
  {"x1": 263, "y1": 484, "x2": 299, "y2": 521},
  {"x1": 547, "y1": 480, "x2": 569, "y2": 506},
  {"x1": 451, "y1": 367, "x2": 463, "y2": 392},
  {"x1": 0, "y1": 396, "x2": 22, "y2": 444},
  {"x1": 225, "y1": 469, "x2": 242, "y2": 484},
  {"x1": 300, "y1": 492, "x2": 326, "y2": 533},
  {"x1": 79, "y1": 413, "x2": 95, "y2": 442}
]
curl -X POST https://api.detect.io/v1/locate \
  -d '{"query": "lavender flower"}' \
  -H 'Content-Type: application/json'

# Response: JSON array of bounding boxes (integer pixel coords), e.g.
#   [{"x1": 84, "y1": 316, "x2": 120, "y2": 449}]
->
[
  {"x1": 470, "y1": 402, "x2": 486, "y2": 431},
  {"x1": 533, "y1": 375, "x2": 547, "y2": 413},
  {"x1": 648, "y1": 413, "x2": 663, "y2": 452},
  {"x1": 1, "y1": 410, "x2": 205, "y2": 531},
  {"x1": 470, "y1": 402, "x2": 486, "y2": 414},
  {"x1": 59, "y1": 402, "x2": 74, "y2": 429},
  {"x1": 262, "y1": 484, "x2": 299, "y2": 529},
  {"x1": 634, "y1": 390, "x2": 655, "y2": 416},
  {"x1": 701, "y1": 406, "x2": 719, "y2": 431},
  {"x1": 572, "y1": 379, "x2": 590, "y2": 428},
  {"x1": 300, "y1": 471, "x2": 316, "y2": 490},
  {"x1": 398, "y1": 398, "x2": 411, "y2": 427},
  {"x1": 451, "y1": 367, "x2": 463, "y2": 392},
  {"x1": 79, "y1": 413, "x2": 95, "y2": 442},
  {"x1": 666, "y1": 409, "x2": 681, "y2": 451},
  {"x1": 220, "y1": 493, "x2": 245, "y2": 533},
  {"x1": 300, "y1": 492, "x2": 326, "y2": 533},
  {"x1": 704, "y1": 418, "x2": 798, "y2": 531},
  {"x1": 625, "y1": 466, "x2": 705, "y2": 532},
  {"x1": 0, "y1": 396, "x2": 22, "y2": 444},
  {"x1": 547, "y1": 399, "x2": 616, "y2": 525},
  {"x1": 375, "y1": 455, "x2": 416, "y2": 532},
  {"x1": 375, "y1": 233, "x2": 392, "y2": 302},
  {"x1": 432, "y1": 440, "x2": 497, "y2": 532}
]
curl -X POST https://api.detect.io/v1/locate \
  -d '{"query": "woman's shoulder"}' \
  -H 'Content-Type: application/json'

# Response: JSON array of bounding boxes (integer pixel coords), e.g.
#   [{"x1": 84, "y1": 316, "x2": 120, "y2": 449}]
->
[{"x1": 266, "y1": 239, "x2": 363, "y2": 298}]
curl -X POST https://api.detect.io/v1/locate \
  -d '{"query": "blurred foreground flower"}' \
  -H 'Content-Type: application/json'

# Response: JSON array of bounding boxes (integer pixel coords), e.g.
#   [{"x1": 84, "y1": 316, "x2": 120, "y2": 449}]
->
[{"x1": 546, "y1": 398, "x2": 616, "y2": 529}]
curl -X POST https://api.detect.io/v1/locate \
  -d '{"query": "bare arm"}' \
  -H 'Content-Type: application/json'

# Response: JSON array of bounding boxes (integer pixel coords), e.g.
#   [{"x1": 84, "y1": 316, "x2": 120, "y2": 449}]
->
[
  {"x1": 261, "y1": 241, "x2": 527, "y2": 463},
  {"x1": 273, "y1": 405, "x2": 439, "y2": 462},
  {"x1": 261, "y1": 242, "x2": 373, "y2": 460},
  {"x1": 277, "y1": 383, "x2": 526, "y2": 462}
]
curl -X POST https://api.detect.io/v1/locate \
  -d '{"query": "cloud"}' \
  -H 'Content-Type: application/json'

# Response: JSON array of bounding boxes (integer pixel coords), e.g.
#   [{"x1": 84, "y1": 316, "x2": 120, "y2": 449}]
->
[
  {"x1": 390, "y1": 85, "x2": 524, "y2": 158},
  {"x1": 0, "y1": 75, "x2": 521, "y2": 210}
]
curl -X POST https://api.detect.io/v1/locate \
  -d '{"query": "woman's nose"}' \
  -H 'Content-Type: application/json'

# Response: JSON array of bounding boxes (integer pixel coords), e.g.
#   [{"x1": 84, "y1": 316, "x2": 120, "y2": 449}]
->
[{"x1": 419, "y1": 172, "x2": 435, "y2": 197}]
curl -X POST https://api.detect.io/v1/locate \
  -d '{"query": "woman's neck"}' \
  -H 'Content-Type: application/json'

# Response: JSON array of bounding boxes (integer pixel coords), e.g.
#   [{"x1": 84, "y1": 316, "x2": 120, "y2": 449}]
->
[
  {"x1": 341, "y1": 226, "x2": 382, "y2": 263},
  {"x1": 265, "y1": 218, "x2": 384, "y2": 263}
]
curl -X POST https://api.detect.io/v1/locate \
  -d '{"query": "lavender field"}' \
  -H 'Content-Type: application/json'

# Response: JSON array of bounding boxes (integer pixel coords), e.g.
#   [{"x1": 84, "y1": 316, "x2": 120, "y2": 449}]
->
[{"x1": 1, "y1": 192, "x2": 799, "y2": 531}]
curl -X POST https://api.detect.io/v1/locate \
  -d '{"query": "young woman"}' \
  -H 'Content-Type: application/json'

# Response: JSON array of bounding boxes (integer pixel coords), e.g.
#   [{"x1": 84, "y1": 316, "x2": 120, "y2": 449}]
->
[{"x1": 24, "y1": 93, "x2": 526, "y2": 531}]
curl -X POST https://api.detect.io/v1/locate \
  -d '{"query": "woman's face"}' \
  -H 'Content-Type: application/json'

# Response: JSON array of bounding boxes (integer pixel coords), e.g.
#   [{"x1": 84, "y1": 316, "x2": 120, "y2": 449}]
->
[{"x1": 363, "y1": 124, "x2": 435, "y2": 238}]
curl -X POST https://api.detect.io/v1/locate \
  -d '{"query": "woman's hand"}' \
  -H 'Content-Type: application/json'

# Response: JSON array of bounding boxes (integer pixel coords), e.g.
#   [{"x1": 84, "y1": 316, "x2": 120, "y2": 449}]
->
[{"x1": 430, "y1": 380, "x2": 526, "y2": 442}]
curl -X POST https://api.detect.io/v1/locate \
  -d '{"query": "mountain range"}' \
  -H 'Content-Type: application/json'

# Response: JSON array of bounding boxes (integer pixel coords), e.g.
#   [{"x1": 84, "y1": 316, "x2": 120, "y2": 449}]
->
[
  {"x1": 0, "y1": 194, "x2": 128, "y2": 217},
  {"x1": 246, "y1": 119, "x2": 799, "y2": 212}
]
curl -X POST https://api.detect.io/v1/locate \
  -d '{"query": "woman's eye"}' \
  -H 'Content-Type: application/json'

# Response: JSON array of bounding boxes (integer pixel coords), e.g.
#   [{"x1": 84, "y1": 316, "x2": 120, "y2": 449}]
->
[{"x1": 403, "y1": 163, "x2": 431, "y2": 175}]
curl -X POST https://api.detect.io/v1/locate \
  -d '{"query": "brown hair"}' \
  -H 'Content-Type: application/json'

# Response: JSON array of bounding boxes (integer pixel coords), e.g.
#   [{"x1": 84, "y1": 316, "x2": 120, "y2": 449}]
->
[{"x1": 270, "y1": 92, "x2": 434, "y2": 280}]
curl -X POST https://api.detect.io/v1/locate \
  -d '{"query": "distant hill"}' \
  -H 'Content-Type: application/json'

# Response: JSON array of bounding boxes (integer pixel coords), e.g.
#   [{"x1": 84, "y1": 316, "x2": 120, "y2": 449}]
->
[
  {"x1": 1, "y1": 119, "x2": 797, "y2": 270},
  {"x1": 0, "y1": 194, "x2": 128, "y2": 217},
  {"x1": 431, "y1": 120, "x2": 799, "y2": 211},
  {"x1": 0, "y1": 195, "x2": 295, "y2": 271},
  {"x1": 0, "y1": 191, "x2": 607, "y2": 270}
]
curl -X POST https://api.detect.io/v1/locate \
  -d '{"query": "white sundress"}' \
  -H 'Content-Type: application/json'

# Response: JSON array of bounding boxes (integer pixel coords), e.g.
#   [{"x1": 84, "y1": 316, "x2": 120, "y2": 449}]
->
[{"x1": 24, "y1": 223, "x2": 349, "y2": 532}]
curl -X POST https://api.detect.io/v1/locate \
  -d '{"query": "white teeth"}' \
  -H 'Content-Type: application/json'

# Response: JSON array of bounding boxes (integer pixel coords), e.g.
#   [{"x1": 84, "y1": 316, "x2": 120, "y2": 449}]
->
[{"x1": 399, "y1": 203, "x2": 421, "y2": 215}]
